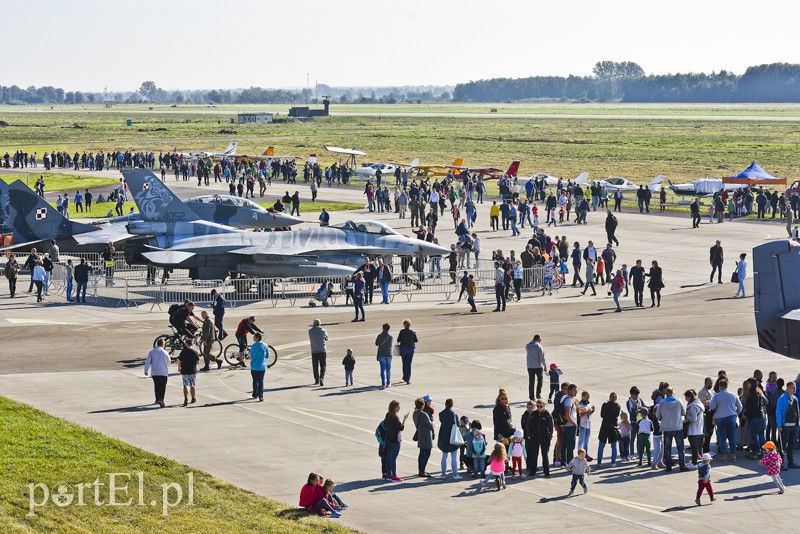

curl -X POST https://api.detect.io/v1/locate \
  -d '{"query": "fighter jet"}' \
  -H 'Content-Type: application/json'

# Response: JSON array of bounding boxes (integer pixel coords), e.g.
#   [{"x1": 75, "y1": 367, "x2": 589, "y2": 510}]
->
[
  {"x1": 104, "y1": 194, "x2": 302, "y2": 230},
  {"x1": 121, "y1": 169, "x2": 450, "y2": 280}
]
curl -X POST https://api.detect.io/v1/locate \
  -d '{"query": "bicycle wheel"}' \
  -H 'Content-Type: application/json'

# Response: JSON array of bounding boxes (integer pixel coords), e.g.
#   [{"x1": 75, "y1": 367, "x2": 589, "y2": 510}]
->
[
  {"x1": 152, "y1": 334, "x2": 170, "y2": 348},
  {"x1": 224, "y1": 344, "x2": 243, "y2": 366},
  {"x1": 164, "y1": 335, "x2": 184, "y2": 355},
  {"x1": 266, "y1": 345, "x2": 278, "y2": 368},
  {"x1": 206, "y1": 339, "x2": 223, "y2": 359}
]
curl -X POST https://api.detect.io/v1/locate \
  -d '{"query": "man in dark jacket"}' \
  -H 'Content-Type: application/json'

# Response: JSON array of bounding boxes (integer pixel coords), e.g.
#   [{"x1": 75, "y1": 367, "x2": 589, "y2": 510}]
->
[
  {"x1": 690, "y1": 197, "x2": 701, "y2": 228},
  {"x1": 210, "y1": 289, "x2": 227, "y2": 340},
  {"x1": 605, "y1": 210, "x2": 619, "y2": 246},
  {"x1": 356, "y1": 259, "x2": 376, "y2": 304},
  {"x1": 709, "y1": 240, "x2": 724, "y2": 284},
  {"x1": 73, "y1": 258, "x2": 91, "y2": 303},
  {"x1": 524, "y1": 398, "x2": 554, "y2": 477}
]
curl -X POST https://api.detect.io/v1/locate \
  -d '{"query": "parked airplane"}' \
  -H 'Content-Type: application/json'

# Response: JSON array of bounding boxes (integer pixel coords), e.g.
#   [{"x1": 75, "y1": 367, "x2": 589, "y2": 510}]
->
[
  {"x1": 452, "y1": 161, "x2": 520, "y2": 180},
  {"x1": 407, "y1": 158, "x2": 465, "y2": 177},
  {"x1": 599, "y1": 175, "x2": 665, "y2": 193},
  {"x1": 121, "y1": 169, "x2": 450, "y2": 280},
  {"x1": 179, "y1": 142, "x2": 239, "y2": 161},
  {"x1": 667, "y1": 178, "x2": 750, "y2": 197},
  {"x1": 354, "y1": 159, "x2": 420, "y2": 179},
  {"x1": 518, "y1": 172, "x2": 589, "y2": 187}
]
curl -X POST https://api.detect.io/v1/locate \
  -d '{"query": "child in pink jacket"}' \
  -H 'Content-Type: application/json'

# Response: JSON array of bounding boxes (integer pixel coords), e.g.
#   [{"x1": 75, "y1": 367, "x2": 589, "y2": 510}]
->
[{"x1": 759, "y1": 441, "x2": 784, "y2": 494}]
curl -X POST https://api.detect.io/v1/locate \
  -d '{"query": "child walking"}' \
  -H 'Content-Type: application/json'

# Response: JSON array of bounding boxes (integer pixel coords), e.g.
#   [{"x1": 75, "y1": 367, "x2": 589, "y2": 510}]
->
[
  {"x1": 548, "y1": 363, "x2": 563, "y2": 403},
  {"x1": 695, "y1": 453, "x2": 715, "y2": 505},
  {"x1": 759, "y1": 441, "x2": 784, "y2": 494},
  {"x1": 483, "y1": 443, "x2": 507, "y2": 491},
  {"x1": 510, "y1": 430, "x2": 527, "y2": 479},
  {"x1": 342, "y1": 349, "x2": 355, "y2": 386},
  {"x1": 567, "y1": 448, "x2": 591, "y2": 495},
  {"x1": 637, "y1": 408, "x2": 653, "y2": 466}
]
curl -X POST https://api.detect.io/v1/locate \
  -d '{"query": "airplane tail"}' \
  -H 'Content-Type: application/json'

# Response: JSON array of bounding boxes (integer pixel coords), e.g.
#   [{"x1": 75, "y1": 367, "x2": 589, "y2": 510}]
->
[
  {"x1": 6, "y1": 180, "x2": 96, "y2": 242},
  {"x1": 121, "y1": 169, "x2": 199, "y2": 222},
  {"x1": 0, "y1": 179, "x2": 8, "y2": 226},
  {"x1": 574, "y1": 172, "x2": 589, "y2": 185},
  {"x1": 648, "y1": 175, "x2": 666, "y2": 190},
  {"x1": 506, "y1": 161, "x2": 520, "y2": 176},
  {"x1": 223, "y1": 142, "x2": 238, "y2": 155},
  {"x1": 265, "y1": 147, "x2": 275, "y2": 157},
  {"x1": 408, "y1": 158, "x2": 420, "y2": 169},
  {"x1": 452, "y1": 158, "x2": 463, "y2": 168}
]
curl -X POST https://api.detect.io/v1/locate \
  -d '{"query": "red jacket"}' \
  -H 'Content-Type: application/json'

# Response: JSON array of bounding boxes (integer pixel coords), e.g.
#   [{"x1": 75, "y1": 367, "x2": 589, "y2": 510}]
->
[{"x1": 299, "y1": 484, "x2": 316, "y2": 509}]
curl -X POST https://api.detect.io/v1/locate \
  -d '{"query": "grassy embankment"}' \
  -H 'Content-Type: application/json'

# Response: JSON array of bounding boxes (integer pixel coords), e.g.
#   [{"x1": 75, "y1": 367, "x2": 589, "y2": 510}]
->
[{"x1": 0, "y1": 396, "x2": 355, "y2": 534}]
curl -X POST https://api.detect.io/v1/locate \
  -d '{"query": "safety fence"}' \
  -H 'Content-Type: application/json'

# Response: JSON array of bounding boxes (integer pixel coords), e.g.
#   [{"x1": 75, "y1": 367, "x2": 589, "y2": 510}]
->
[{"x1": 32, "y1": 265, "x2": 550, "y2": 310}]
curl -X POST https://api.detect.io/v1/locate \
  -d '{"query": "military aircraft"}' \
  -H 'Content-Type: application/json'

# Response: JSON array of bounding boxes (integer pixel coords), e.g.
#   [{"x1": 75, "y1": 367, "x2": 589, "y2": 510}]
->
[
  {"x1": 599, "y1": 175, "x2": 665, "y2": 193},
  {"x1": 0, "y1": 180, "x2": 303, "y2": 253},
  {"x1": 121, "y1": 169, "x2": 450, "y2": 280}
]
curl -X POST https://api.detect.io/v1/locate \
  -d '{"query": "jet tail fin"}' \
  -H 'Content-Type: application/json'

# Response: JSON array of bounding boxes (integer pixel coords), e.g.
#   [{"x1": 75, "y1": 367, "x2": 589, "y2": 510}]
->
[
  {"x1": 224, "y1": 142, "x2": 238, "y2": 155},
  {"x1": 6, "y1": 180, "x2": 96, "y2": 243},
  {"x1": 648, "y1": 175, "x2": 666, "y2": 190},
  {"x1": 121, "y1": 169, "x2": 199, "y2": 222},
  {"x1": 0, "y1": 179, "x2": 8, "y2": 226},
  {"x1": 408, "y1": 158, "x2": 420, "y2": 168},
  {"x1": 506, "y1": 161, "x2": 520, "y2": 176},
  {"x1": 575, "y1": 172, "x2": 589, "y2": 185}
]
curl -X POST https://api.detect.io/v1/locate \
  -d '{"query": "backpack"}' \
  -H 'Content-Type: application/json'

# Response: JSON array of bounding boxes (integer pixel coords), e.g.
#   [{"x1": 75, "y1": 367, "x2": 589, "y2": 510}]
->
[
  {"x1": 375, "y1": 420, "x2": 387, "y2": 447},
  {"x1": 472, "y1": 437, "x2": 486, "y2": 457},
  {"x1": 553, "y1": 393, "x2": 567, "y2": 425},
  {"x1": 168, "y1": 303, "x2": 183, "y2": 317}
]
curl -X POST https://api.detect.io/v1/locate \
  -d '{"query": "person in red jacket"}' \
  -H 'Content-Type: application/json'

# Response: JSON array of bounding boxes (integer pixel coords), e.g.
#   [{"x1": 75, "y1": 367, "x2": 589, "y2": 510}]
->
[{"x1": 299, "y1": 473, "x2": 340, "y2": 517}]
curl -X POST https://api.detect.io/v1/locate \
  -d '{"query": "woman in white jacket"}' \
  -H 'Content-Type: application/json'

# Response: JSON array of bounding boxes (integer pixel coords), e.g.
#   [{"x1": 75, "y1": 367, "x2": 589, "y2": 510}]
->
[
  {"x1": 684, "y1": 389, "x2": 705, "y2": 467},
  {"x1": 734, "y1": 253, "x2": 747, "y2": 298}
]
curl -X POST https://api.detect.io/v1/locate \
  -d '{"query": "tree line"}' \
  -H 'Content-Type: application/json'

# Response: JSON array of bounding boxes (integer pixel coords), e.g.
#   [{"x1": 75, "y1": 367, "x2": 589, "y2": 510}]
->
[{"x1": 452, "y1": 62, "x2": 800, "y2": 103}]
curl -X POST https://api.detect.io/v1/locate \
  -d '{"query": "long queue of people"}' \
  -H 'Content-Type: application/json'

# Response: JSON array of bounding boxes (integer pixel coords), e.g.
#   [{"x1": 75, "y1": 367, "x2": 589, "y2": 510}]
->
[{"x1": 375, "y1": 363, "x2": 800, "y2": 501}]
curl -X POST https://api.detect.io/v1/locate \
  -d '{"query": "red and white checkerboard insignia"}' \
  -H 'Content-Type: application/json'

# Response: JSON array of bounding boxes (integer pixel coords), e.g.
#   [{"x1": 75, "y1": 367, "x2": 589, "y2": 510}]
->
[
  {"x1": 143, "y1": 182, "x2": 150, "y2": 190},
  {"x1": 35, "y1": 208, "x2": 47, "y2": 220}
]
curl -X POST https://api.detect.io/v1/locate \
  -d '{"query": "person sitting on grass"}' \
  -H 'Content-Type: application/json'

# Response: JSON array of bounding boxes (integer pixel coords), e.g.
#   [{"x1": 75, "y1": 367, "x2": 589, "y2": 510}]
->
[{"x1": 299, "y1": 472, "x2": 341, "y2": 518}]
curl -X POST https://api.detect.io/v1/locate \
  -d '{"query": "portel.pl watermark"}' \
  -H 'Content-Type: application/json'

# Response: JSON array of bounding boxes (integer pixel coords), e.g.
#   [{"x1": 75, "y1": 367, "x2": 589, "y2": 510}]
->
[{"x1": 28, "y1": 472, "x2": 194, "y2": 516}]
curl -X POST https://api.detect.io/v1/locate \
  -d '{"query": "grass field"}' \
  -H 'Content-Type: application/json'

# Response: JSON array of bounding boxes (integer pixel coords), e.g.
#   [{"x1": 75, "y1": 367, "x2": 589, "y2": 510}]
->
[
  {"x1": 0, "y1": 103, "x2": 798, "y2": 189},
  {"x1": 0, "y1": 396, "x2": 354, "y2": 534},
  {"x1": 1, "y1": 172, "x2": 118, "y2": 192}
]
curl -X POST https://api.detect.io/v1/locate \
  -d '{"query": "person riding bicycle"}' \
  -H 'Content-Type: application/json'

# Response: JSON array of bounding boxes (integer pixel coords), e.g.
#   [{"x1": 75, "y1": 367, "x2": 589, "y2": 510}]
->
[
  {"x1": 235, "y1": 316, "x2": 264, "y2": 367},
  {"x1": 169, "y1": 300, "x2": 199, "y2": 340}
]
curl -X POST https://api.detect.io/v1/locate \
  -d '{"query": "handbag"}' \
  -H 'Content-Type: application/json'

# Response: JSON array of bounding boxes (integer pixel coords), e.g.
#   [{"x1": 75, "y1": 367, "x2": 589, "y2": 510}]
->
[
  {"x1": 449, "y1": 414, "x2": 465, "y2": 446},
  {"x1": 731, "y1": 270, "x2": 739, "y2": 283},
  {"x1": 393, "y1": 344, "x2": 401, "y2": 357},
  {"x1": 612, "y1": 426, "x2": 622, "y2": 443}
]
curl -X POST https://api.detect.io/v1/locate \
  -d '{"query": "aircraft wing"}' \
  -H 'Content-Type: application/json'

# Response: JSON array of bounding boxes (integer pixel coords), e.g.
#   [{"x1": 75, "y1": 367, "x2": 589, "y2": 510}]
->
[
  {"x1": 0, "y1": 238, "x2": 48, "y2": 251},
  {"x1": 142, "y1": 250, "x2": 196, "y2": 265},
  {"x1": 228, "y1": 244, "x2": 388, "y2": 257},
  {"x1": 72, "y1": 229, "x2": 135, "y2": 246},
  {"x1": 448, "y1": 166, "x2": 502, "y2": 173},
  {"x1": 325, "y1": 146, "x2": 367, "y2": 156}
]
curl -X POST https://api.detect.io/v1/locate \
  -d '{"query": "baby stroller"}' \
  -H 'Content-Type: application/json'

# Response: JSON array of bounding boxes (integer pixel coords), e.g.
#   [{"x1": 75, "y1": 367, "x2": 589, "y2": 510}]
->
[{"x1": 308, "y1": 281, "x2": 334, "y2": 307}]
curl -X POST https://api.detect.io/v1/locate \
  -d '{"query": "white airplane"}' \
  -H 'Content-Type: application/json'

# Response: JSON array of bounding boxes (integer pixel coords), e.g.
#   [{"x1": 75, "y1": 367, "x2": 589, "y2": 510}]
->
[
  {"x1": 599, "y1": 175, "x2": 665, "y2": 193},
  {"x1": 354, "y1": 158, "x2": 420, "y2": 179},
  {"x1": 667, "y1": 178, "x2": 750, "y2": 197},
  {"x1": 181, "y1": 142, "x2": 239, "y2": 160},
  {"x1": 517, "y1": 172, "x2": 589, "y2": 187}
]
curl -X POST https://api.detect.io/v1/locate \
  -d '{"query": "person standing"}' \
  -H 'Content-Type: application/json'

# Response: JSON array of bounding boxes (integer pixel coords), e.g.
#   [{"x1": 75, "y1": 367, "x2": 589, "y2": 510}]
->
[
  {"x1": 375, "y1": 323, "x2": 393, "y2": 389},
  {"x1": 4, "y1": 253, "x2": 19, "y2": 298},
  {"x1": 709, "y1": 378, "x2": 743, "y2": 462},
  {"x1": 210, "y1": 289, "x2": 227, "y2": 340},
  {"x1": 308, "y1": 318, "x2": 328, "y2": 386},
  {"x1": 776, "y1": 381, "x2": 800, "y2": 469},
  {"x1": 657, "y1": 387, "x2": 687, "y2": 472},
  {"x1": 24, "y1": 248, "x2": 39, "y2": 293},
  {"x1": 525, "y1": 398, "x2": 553, "y2": 478},
  {"x1": 709, "y1": 240, "x2": 724, "y2": 284},
  {"x1": 412, "y1": 397, "x2": 435, "y2": 478},
  {"x1": 597, "y1": 392, "x2": 621, "y2": 467},
  {"x1": 493, "y1": 261, "x2": 506, "y2": 312},
  {"x1": 438, "y1": 399, "x2": 463, "y2": 480},
  {"x1": 73, "y1": 258, "x2": 90, "y2": 303},
  {"x1": 377, "y1": 259, "x2": 392, "y2": 304},
  {"x1": 384, "y1": 400, "x2": 408, "y2": 482},
  {"x1": 144, "y1": 338, "x2": 170, "y2": 407},
  {"x1": 397, "y1": 319, "x2": 418, "y2": 385},
  {"x1": 734, "y1": 253, "x2": 747, "y2": 298},
  {"x1": 685, "y1": 389, "x2": 706, "y2": 467},
  {"x1": 525, "y1": 334, "x2": 547, "y2": 401},
  {"x1": 352, "y1": 272, "x2": 366, "y2": 322},
  {"x1": 249, "y1": 333, "x2": 268, "y2": 401},
  {"x1": 31, "y1": 260, "x2": 45, "y2": 302},
  {"x1": 690, "y1": 197, "x2": 701, "y2": 228},
  {"x1": 64, "y1": 259, "x2": 74, "y2": 302},
  {"x1": 561, "y1": 384, "x2": 579, "y2": 465},
  {"x1": 177, "y1": 338, "x2": 200, "y2": 407}
]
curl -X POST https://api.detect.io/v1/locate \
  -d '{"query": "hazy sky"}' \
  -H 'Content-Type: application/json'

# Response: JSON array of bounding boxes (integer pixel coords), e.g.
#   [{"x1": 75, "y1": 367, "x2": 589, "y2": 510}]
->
[{"x1": 4, "y1": 0, "x2": 798, "y2": 91}]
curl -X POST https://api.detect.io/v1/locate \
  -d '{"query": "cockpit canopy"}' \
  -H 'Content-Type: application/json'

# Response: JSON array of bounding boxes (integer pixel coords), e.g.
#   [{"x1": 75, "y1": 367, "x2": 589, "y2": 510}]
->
[
  {"x1": 333, "y1": 220, "x2": 398, "y2": 235},
  {"x1": 186, "y1": 195, "x2": 266, "y2": 211}
]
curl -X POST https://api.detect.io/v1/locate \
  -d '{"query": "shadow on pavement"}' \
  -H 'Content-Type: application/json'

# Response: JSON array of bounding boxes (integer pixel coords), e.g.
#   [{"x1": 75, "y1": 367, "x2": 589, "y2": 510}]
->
[{"x1": 321, "y1": 385, "x2": 381, "y2": 397}]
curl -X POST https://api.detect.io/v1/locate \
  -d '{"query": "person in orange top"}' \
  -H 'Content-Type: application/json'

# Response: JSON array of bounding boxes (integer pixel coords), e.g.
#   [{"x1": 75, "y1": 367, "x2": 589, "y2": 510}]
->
[{"x1": 595, "y1": 257, "x2": 605, "y2": 285}]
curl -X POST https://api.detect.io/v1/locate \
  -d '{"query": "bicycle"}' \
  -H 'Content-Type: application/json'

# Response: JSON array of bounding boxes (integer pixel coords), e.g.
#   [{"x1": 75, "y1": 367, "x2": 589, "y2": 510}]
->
[
  {"x1": 153, "y1": 325, "x2": 222, "y2": 360},
  {"x1": 223, "y1": 342, "x2": 278, "y2": 368}
]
